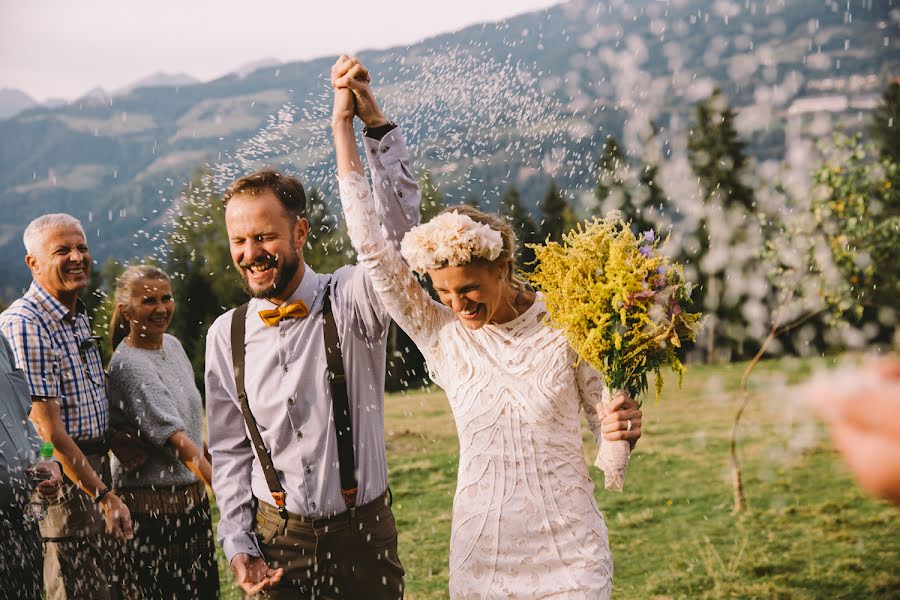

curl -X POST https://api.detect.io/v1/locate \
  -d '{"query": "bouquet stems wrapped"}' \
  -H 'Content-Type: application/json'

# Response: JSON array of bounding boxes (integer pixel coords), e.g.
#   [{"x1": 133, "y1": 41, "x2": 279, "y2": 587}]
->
[{"x1": 527, "y1": 215, "x2": 701, "y2": 491}]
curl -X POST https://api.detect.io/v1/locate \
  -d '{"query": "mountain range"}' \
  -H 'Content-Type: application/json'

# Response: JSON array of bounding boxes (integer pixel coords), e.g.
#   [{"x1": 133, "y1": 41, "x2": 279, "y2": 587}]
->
[{"x1": 1, "y1": 0, "x2": 897, "y2": 301}]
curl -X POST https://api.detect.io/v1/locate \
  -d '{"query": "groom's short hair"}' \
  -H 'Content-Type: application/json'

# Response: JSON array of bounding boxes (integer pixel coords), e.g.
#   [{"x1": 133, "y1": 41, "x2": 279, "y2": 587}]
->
[{"x1": 224, "y1": 168, "x2": 307, "y2": 220}]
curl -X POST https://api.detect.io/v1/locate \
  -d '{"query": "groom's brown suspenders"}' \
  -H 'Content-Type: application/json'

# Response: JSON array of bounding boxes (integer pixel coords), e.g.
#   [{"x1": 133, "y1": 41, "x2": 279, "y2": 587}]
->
[{"x1": 230, "y1": 284, "x2": 359, "y2": 527}]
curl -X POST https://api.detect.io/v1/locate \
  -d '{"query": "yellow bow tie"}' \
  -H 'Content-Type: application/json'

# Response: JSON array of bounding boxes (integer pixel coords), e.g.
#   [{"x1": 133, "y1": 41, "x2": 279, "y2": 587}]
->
[{"x1": 258, "y1": 300, "x2": 310, "y2": 327}]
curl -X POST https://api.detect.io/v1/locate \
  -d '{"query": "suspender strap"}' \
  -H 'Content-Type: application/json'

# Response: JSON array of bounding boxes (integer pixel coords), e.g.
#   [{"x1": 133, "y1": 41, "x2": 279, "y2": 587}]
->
[
  {"x1": 230, "y1": 302, "x2": 289, "y2": 522},
  {"x1": 322, "y1": 286, "x2": 359, "y2": 508}
]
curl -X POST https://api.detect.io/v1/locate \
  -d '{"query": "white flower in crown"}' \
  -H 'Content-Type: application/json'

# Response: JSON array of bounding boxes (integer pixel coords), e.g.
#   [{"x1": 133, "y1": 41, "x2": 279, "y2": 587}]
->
[{"x1": 401, "y1": 210, "x2": 504, "y2": 273}]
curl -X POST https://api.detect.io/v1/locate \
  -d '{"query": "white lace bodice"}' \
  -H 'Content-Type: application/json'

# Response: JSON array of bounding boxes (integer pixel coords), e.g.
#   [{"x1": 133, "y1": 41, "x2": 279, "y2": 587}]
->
[{"x1": 340, "y1": 172, "x2": 613, "y2": 599}]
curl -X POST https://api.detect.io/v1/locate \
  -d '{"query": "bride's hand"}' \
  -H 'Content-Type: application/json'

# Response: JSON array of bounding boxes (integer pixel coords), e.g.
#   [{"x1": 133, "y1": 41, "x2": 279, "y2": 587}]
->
[
  {"x1": 598, "y1": 392, "x2": 642, "y2": 448},
  {"x1": 331, "y1": 56, "x2": 357, "y2": 126}
]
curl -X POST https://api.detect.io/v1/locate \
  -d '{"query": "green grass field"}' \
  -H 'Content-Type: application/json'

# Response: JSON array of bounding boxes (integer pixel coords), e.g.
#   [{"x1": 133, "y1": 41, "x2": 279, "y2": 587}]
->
[{"x1": 214, "y1": 357, "x2": 900, "y2": 599}]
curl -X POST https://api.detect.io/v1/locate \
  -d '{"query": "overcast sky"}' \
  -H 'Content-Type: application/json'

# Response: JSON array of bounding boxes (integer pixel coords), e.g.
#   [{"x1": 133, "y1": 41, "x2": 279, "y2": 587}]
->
[{"x1": 0, "y1": 0, "x2": 562, "y2": 102}]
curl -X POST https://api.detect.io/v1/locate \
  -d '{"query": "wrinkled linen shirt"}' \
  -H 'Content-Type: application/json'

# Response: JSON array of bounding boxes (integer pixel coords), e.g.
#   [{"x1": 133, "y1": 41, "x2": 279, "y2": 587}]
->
[{"x1": 206, "y1": 128, "x2": 420, "y2": 561}]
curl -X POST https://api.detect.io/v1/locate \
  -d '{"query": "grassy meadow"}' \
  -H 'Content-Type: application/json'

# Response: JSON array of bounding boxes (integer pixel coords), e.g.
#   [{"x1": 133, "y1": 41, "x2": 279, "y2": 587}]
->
[{"x1": 214, "y1": 357, "x2": 900, "y2": 599}]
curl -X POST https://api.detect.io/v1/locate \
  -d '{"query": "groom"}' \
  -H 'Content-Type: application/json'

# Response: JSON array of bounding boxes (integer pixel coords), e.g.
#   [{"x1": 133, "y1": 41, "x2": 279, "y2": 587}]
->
[{"x1": 205, "y1": 57, "x2": 419, "y2": 598}]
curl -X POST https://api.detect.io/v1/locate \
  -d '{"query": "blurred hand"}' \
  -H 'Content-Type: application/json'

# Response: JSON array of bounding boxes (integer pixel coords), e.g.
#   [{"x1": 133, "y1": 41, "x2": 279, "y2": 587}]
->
[
  {"x1": 99, "y1": 491, "x2": 134, "y2": 541},
  {"x1": 110, "y1": 431, "x2": 149, "y2": 473},
  {"x1": 331, "y1": 55, "x2": 387, "y2": 128},
  {"x1": 231, "y1": 553, "x2": 284, "y2": 595},
  {"x1": 34, "y1": 460, "x2": 62, "y2": 502},
  {"x1": 807, "y1": 357, "x2": 900, "y2": 504},
  {"x1": 599, "y1": 391, "x2": 643, "y2": 449}
]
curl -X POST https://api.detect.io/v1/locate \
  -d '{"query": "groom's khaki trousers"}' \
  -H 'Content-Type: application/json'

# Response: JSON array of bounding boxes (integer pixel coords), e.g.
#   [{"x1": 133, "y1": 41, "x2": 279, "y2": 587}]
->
[{"x1": 251, "y1": 491, "x2": 404, "y2": 600}]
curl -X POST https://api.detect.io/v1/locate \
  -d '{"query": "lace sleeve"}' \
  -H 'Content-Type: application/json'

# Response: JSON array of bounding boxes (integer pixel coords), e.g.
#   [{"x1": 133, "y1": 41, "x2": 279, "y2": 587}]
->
[
  {"x1": 575, "y1": 359, "x2": 606, "y2": 470},
  {"x1": 338, "y1": 171, "x2": 452, "y2": 352}
]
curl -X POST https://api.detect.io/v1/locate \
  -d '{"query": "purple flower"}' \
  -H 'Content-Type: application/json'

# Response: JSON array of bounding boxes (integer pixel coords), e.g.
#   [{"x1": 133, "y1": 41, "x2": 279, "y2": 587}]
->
[
  {"x1": 657, "y1": 265, "x2": 668, "y2": 277},
  {"x1": 667, "y1": 297, "x2": 683, "y2": 317},
  {"x1": 640, "y1": 245, "x2": 652, "y2": 258},
  {"x1": 626, "y1": 289, "x2": 656, "y2": 307},
  {"x1": 643, "y1": 230, "x2": 656, "y2": 242}
]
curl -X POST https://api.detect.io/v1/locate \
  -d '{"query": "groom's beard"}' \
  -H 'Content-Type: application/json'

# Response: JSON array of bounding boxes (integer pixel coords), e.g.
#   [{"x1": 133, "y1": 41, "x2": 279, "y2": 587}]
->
[{"x1": 239, "y1": 244, "x2": 301, "y2": 300}]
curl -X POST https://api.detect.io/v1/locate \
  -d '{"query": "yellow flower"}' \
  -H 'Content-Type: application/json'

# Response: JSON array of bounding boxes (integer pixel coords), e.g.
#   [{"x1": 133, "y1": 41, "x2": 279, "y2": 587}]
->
[
  {"x1": 670, "y1": 333, "x2": 681, "y2": 348},
  {"x1": 527, "y1": 216, "x2": 701, "y2": 400}
]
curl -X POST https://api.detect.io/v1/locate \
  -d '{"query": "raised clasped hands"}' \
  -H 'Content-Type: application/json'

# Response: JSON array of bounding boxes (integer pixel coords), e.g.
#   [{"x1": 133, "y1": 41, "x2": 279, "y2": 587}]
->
[
  {"x1": 599, "y1": 391, "x2": 643, "y2": 449},
  {"x1": 231, "y1": 552, "x2": 285, "y2": 595},
  {"x1": 331, "y1": 55, "x2": 387, "y2": 129}
]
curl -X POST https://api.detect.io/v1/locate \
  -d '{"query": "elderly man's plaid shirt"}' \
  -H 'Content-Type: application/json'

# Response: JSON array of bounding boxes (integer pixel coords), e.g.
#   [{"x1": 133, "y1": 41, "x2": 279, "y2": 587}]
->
[{"x1": 0, "y1": 282, "x2": 108, "y2": 440}]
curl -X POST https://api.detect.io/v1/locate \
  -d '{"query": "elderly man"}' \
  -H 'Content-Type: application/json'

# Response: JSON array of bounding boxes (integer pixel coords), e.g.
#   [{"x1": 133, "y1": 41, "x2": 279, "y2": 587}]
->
[
  {"x1": 0, "y1": 332, "x2": 63, "y2": 600},
  {"x1": 205, "y1": 58, "x2": 419, "y2": 598},
  {"x1": 0, "y1": 213, "x2": 132, "y2": 600}
]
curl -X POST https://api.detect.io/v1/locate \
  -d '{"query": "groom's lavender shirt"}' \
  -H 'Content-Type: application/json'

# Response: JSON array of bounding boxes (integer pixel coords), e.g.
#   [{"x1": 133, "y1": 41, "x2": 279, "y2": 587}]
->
[{"x1": 205, "y1": 127, "x2": 421, "y2": 561}]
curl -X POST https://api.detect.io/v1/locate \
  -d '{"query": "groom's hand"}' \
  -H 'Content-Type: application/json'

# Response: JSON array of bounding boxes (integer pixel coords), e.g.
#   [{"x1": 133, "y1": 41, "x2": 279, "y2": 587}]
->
[
  {"x1": 231, "y1": 553, "x2": 284, "y2": 595},
  {"x1": 331, "y1": 55, "x2": 388, "y2": 129},
  {"x1": 599, "y1": 392, "x2": 642, "y2": 448}
]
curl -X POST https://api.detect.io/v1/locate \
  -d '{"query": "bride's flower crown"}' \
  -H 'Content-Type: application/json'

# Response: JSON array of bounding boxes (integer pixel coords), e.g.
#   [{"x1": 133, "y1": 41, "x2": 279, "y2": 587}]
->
[{"x1": 400, "y1": 210, "x2": 504, "y2": 273}]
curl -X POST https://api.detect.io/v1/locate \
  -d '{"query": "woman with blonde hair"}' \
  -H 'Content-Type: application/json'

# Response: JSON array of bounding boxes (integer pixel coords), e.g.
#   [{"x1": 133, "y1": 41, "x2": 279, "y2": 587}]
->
[
  {"x1": 107, "y1": 265, "x2": 219, "y2": 599},
  {"x1": 332, "y1": 58, "x2": 642, "y2": 598}
]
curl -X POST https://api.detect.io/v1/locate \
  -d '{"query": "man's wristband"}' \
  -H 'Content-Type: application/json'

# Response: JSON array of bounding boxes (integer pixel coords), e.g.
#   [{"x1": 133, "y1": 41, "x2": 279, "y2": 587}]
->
[
  {"x1": 363, "y1": 120, "x2": 397, "y2": 141},
  {"x1": 93, "y1": 486, "x2": 112, "y2": 504}
]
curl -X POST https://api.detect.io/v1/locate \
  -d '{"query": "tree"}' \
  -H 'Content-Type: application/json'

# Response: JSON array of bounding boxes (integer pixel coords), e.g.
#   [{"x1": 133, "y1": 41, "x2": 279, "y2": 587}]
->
[
  {"x1": 593, "y1": 137, "x2": 633, "y2": 215},
  {"x1": 500, "y1": 185, "x2": 541, "y2": 269},
  {"x1": 685, "y1": 89, "x2": 761, "y2": 361},
  {"x1": 419, "y1": 169, "x2": 444, "y2": 222},
  {"x1": 85, "y1": 258, "x2": 126, "y2": 364},
  {"x1": 539, "y1": 180, "x2": 576, "y2": 244},
  {"x1": 304, "y1": 186, "x2": 354, "y2": 274},
  {"x1": 870, "y1": 80, "x2": 900, "y2": 164},
  {"x1": 165, "y1": 173, "x2": 247, "y2": 389},
  {"x1": 593, "y1": 134, "x2": 662, "y2": 236},
  {"x1": 810, "y1": 138, "x2": 900, "y2": 322},
  {"x1": 636, "y1": 122, "x2": 670, "y2": 235},
  {"x1": 687, "y1": 88, "x2": 755, "y2": 211},
  {"x1": 727, "y1": 138, "x2": 899, "y2": 514}
]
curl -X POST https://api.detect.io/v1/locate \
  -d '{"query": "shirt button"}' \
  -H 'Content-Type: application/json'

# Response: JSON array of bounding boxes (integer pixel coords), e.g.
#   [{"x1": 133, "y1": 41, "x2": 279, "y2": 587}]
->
[
  {"x1": 305, "y1": 466, "x2": 312, "y2": 474},
  {"x1": 296, "y1": 429, "x2": 303, "y2": 439},
  {"x1": 280, "y1": 330, "x2": 286, "y2": 338},
  {"x1": 282, "y1": 365, "x2": 288, "y2": 373},
  {"x1": 288, "y1": 396, "x2": 295, "y2": 406},
  {"x1": 311, "y1": 502, "x2": 317, "y2": 510},
  {"x1": 381, "y1": 146, "x2": 390, "y2": 153}
]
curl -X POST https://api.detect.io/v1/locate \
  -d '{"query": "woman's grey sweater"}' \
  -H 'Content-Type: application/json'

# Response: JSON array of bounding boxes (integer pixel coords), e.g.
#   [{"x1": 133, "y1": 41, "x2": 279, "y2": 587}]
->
[{"x1": 108, "y1": 334, "x2": 204, "y2": 489}]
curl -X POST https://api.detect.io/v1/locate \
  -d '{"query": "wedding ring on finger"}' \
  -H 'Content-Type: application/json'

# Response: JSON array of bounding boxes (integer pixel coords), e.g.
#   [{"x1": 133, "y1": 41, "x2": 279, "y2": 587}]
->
[{"x1": 626, "y1": 419, "x2": 633, "y2": 432}]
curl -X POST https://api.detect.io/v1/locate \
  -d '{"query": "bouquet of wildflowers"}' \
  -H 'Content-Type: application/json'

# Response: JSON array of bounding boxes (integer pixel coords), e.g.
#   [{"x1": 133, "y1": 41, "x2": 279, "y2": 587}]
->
[{"x1": 527, "y1": 214, "x2": 701, "y2": 490}]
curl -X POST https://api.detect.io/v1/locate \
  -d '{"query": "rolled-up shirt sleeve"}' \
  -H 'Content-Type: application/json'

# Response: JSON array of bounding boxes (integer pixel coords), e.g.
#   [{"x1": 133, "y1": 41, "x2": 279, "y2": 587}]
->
[{"x1": 205, "y1": 311, "x2": 262, "y2": 562}]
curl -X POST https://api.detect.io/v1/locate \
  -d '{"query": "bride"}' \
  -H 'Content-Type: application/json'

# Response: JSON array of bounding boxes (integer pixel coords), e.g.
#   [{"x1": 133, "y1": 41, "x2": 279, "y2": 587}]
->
[{"x1": 331, "y1": 57, "x2": 643, "y2": 599}]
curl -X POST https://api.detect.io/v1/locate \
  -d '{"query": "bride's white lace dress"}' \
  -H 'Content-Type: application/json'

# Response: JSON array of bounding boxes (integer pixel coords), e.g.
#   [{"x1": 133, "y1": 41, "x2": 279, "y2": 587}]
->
[{"x1": 340, "y1": 172, "x2": 614, "y2": 599}]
